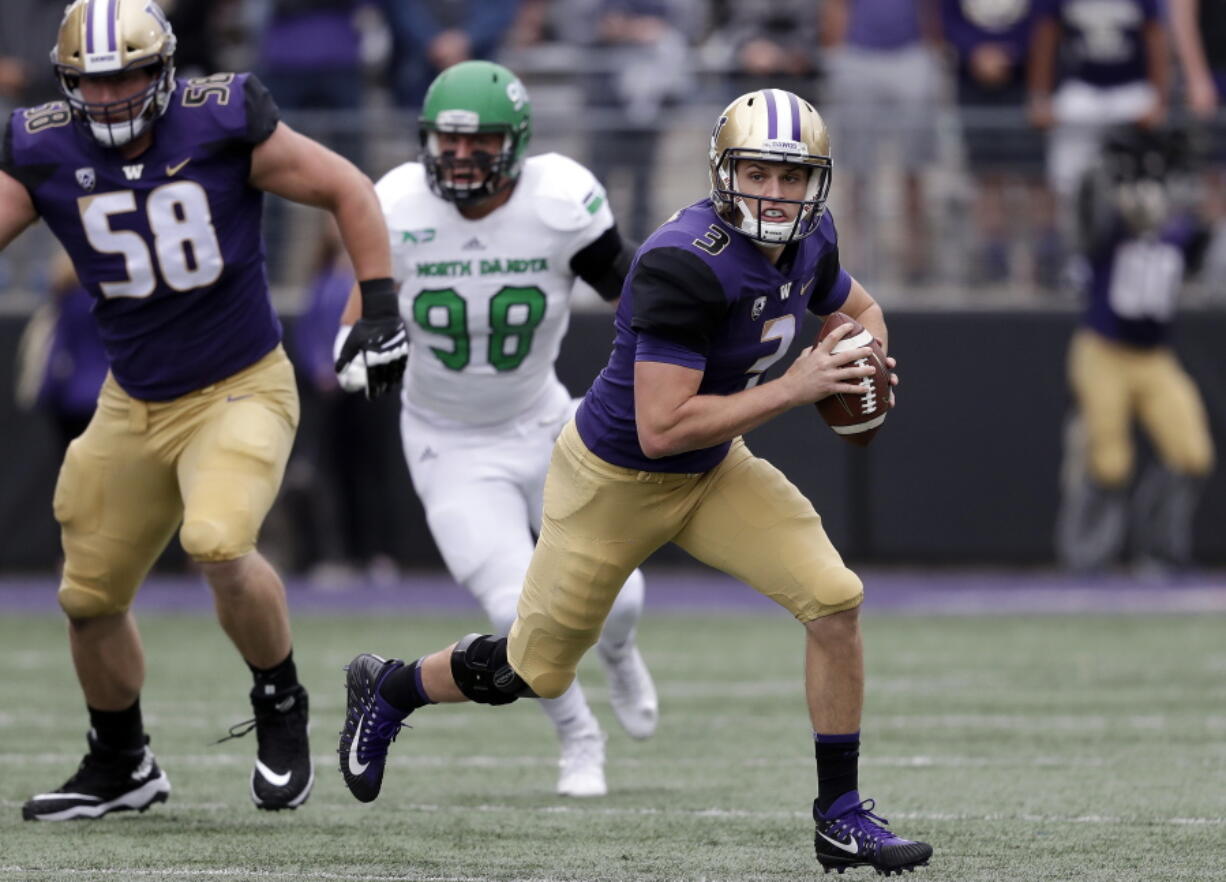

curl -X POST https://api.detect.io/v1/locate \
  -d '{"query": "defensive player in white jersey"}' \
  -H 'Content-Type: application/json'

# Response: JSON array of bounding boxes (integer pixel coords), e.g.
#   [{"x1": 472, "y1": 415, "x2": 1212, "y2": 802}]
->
[{"x1": 333, "y1": 61, "x2": 658, "y2": 798}]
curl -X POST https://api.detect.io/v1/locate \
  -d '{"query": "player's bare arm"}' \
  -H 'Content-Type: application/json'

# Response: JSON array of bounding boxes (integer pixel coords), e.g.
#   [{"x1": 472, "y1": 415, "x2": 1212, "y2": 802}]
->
[
  {"x1": 1170, "y1": 0, "x2": 1219, "y2": 117},
  {"x1": 250, "y1": 122, "x2": 407, "y2": 397},
  {"x1": 1140, "y1": 19, "x2": 1170, "y2": 126},
  {"x1": 249, "y1": 122, "x2": 391, "y2": 281},
  {"x1": 1027, "y1": 16, "x2": 1060, "y2": 128},
  {"x1": 0, "y1": 169, "x2": 38, "y2": 251},
  {"x1": 833, "y1": 277, "x2": 888, "y2": 354},
  {"x1": 634, "y1": 322, "x2": 874, "y2": 460},
  {"x1": 826, "y1": 277, "x2": 899, "y2": 393}
]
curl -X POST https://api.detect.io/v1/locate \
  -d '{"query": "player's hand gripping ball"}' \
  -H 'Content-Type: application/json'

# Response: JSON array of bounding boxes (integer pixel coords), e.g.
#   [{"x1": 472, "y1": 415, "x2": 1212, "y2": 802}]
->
[{"x1": 815, "y1": 312, "x2": 892, "y2": 447}]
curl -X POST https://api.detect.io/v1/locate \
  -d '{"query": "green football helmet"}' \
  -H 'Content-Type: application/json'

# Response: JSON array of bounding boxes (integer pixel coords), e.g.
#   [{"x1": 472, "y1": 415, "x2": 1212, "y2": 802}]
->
[{"x1": 419, "y1": 60, "x2": 532, "y2": 205}]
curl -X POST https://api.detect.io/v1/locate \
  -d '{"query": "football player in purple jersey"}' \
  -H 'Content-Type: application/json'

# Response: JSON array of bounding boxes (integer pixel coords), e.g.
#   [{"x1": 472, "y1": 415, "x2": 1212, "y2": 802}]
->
[
  {"x1": 1055, "y1": 126, "x2": 1214, "y2": 575},
  {"x1": 337, "y1": 88, "x2": 933, "y2": 876},
  {"x1": 0, "y1": 0, "x2": 407, "y2": 820}
]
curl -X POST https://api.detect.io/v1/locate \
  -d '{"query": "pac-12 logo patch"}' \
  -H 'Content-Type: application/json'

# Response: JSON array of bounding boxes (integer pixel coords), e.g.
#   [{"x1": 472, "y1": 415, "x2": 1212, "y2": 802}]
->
[
  {"x1": 752, "y1": 296, "x2": 766, "y2": 320},
  {"x1": 75, "y1": 167, "x2": 96, "y2": 192}
]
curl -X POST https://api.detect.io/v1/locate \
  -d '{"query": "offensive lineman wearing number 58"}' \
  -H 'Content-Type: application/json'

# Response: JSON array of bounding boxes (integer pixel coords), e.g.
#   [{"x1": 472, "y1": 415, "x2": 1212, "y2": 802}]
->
[{"x1": 0, "y1": 0, "x2": 408, "y2": 821}]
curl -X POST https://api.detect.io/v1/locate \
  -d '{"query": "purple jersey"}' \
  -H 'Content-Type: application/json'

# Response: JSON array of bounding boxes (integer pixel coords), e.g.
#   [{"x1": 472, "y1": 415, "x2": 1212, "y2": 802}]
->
[
  {"x1": 1037, "y1": 0, "x2": 1161, "y2": 87},
  {"x1": 576, "y1": 200, "x2": 851, "y2": 473},
  {"x1": 1082, "y1": 216, "x2": 1202, "y2": 347},
  {"x1": 847, "y1": 0, "x2": 924, "y2": 49},
  {"x1": 1, "y1": 73, "x2": 281, "y2": 401},
  {"x1": 942, "y1": 0, "x2": 1036, "y2": 83}
]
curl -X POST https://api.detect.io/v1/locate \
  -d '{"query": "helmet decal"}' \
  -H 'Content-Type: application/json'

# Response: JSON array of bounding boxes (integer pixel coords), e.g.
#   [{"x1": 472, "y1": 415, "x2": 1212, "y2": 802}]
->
[{"x1": 505, "y1": 78, "x2": 528, "y2": 112}]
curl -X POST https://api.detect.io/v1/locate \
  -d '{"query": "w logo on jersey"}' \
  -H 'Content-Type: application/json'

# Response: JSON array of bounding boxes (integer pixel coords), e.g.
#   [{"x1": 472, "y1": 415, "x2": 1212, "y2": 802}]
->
[{"x1": 123, "y1": 164, "x2": 144, "y2": 181}]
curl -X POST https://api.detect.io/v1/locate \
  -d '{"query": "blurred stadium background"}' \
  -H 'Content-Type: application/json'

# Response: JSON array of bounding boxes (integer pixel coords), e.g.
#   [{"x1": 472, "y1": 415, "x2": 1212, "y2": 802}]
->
[
  {"x1": 0, "y1": 0, "x2": 1223, "y2": 575},
  {"x1": 1, "y1": 2, "x2": 1224, "y2": 880}
]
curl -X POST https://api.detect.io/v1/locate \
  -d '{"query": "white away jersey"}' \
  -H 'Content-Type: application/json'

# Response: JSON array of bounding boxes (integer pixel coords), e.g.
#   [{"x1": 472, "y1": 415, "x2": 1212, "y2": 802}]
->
[{"x1": 377, "y1": 153, "x2": 614, "y2": 425}]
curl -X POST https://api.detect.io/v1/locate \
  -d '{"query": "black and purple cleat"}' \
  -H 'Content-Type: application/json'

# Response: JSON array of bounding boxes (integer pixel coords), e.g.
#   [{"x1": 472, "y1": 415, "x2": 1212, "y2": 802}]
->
[
  {"x1": 814, "y1": 791, "x2": 932, "y2": 876},
  {"x1": 338, "y1": 653, "x2": 408, "y2": 803}
]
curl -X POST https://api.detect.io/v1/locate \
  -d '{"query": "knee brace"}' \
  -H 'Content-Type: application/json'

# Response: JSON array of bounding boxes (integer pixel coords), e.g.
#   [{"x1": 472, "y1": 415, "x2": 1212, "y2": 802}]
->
[{"x1": 450, "y1": 634, "x2": 537, "y2": 706}]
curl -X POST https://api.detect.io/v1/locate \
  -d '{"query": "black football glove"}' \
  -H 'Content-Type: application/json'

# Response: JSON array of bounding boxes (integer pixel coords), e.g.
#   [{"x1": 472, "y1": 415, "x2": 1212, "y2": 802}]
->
[{"x1": 333, "y1": 277, "x2": 408, "y2": 399}]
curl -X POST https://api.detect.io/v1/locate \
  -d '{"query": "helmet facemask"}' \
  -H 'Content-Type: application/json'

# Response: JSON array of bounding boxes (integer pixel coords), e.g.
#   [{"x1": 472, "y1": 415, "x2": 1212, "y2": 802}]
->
[
  {"x1": 713, "y1": 147, "x2": 832, "y2": 244},
  {"x1": 1103, "y1": 129, "x2": 1189, "y2": 235},
  {"x1": 420, "y1": 121, "x2": 521, "y2": 206},
  {"x1": 57, "y1": 59, "x2": 175, "y2": 148}
]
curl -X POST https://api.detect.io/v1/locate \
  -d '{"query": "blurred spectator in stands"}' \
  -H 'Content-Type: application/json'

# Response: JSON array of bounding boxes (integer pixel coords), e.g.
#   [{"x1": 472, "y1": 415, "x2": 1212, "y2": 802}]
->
[
  {"x1": 562, "y1": 0, "x2": 704, "y2": 242},
  {"x1": 283, "y1": 222, "x2": 402, "y2": 584},
  {"x1": 15, "y1": 252, "x2": 107, "y2": 454},
  {"x1": 257, "y1": 0, "x2": 368, "y2": 166},
  {"x1": 1171, "y1": 0, "x2": 1225, "y2": 123},
  {"x1": 822, "y1": 0, "x2": 944, "y2": 285},
  {"x1": 506, "y1": 0, "x2": 552, "y2": 47},
  {"x1": 716, "y1": 0, "x2": 820, "y2": 98},
  {"x1": 1170, "y1": 0, "x2": 1226, "y2": 243},
  {"x1": 164, "y1": 0, "x2": 228, "y2": 79},
  {"x1": 942, "y1": 0, "x2": 1061, "y2": 286},
  {"x1": 378, "y1": 0, "x2": 521, "y2": 110},
  {"x1": 1027, "y1": 0, "x2": 1168, "y2": 201},
  {"x1": 0, "y1": 0, "x2": 65, "y2": 112},
  {"x1": 255, "y1": 0, "x2": 372, "y2": 283}
]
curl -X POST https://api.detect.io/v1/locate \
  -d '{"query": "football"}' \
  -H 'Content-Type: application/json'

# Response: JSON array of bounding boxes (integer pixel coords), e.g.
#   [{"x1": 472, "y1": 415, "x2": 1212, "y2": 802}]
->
[{"x1": 814, "y1": 312, "x2": 891, "y2": 447}]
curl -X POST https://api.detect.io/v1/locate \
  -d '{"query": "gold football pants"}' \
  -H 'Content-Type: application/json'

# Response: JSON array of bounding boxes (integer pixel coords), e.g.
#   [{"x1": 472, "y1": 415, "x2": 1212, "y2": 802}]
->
[
  {"x1": 1068, "y1": 328, "x2": 1214, "y2": 487},
  {"x1": 54, "y1": 347, "x2": 299, "y2": 619},
  {"x1": 509, "y1": 420, "x2": 863, "y2": 698}
]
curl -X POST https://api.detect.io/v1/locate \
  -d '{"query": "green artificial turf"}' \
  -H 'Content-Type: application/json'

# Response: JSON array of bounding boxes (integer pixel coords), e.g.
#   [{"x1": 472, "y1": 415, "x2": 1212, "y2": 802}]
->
[{"x1": 1, "y1": 608, "x2": 1223, "y2": 881}]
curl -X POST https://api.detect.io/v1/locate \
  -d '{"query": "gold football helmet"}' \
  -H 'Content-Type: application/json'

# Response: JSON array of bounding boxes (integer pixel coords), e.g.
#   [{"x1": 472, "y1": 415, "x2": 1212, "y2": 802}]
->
[
  {"x1": 708, "y1": 89, "x2": 833, "y2": 244},
  {"x1": 51, "y1": 0, "x2": 177, "y2": 147}
]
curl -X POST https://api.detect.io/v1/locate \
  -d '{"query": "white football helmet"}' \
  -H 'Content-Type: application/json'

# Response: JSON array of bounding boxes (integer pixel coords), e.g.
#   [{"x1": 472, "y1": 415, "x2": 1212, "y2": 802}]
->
[
  {"x1": 709, "y1": 89, "x2": 833, "y2": 245},
  {"x1": 51, "y1": 0, "x2": 178, "y2": 148}
]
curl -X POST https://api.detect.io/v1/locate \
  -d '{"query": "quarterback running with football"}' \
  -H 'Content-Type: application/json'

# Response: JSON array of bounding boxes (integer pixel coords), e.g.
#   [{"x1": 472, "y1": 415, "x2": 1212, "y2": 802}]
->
[
  {"x1": 333, "y1": 61, "x2": 658, "y2": 798},
  {"x1": 1, "y1": 0, "x2": 407, "y2": 820},
  {"x1": 337, "y1": 86, "x2": 932, "y2": 874}
]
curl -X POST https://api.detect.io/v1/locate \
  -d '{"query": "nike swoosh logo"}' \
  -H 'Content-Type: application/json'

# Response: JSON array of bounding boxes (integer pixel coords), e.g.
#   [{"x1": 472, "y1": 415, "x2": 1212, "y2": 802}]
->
[
  {"x1": 166, "y1": 157, "x2": 191, "y2": 176},
  {"x1": 254, "y1": 759, "x2": 292, "y2": 788},
  {"x1": 226, "y1": 394, "x2": 253, "y2": 402},
  {"x1": 801, "y1": 277, "x2": 815, "y2": 297},
  {"x1": 818, "y1": 830, "x2": 859, "y2": 855},
  {"x1": 348, "y1": 715, "x2": 369, "y2": 775}
]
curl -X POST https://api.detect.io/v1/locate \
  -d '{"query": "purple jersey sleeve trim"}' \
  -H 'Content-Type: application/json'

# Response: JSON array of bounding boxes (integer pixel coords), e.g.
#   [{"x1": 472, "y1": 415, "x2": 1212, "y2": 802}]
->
[{"x1": 635, "y1": 331, "x2": 708, "y2": 372}]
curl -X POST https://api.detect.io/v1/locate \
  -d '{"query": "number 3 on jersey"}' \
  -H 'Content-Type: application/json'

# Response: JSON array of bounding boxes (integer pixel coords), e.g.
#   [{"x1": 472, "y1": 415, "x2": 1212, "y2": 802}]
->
[
  {"x1": 79, "y1": 181, "x2": 223, "y2": 298},
  {"x1": 413, "y1": 286, "x2": 546, "y2": 372}
]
